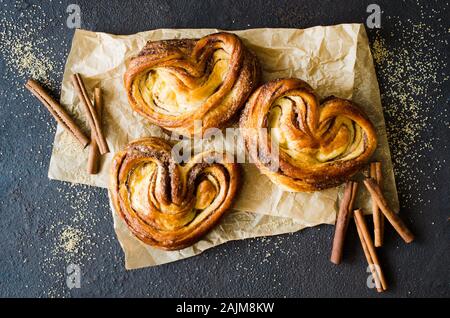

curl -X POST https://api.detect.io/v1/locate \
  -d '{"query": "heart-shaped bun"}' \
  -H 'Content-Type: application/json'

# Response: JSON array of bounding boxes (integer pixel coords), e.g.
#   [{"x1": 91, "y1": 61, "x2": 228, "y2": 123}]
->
[
  {"x1": 240, "y1": 78, "x2": 377, "y2": 192},
  {"x1": 110, "y1": 137, "x2": 239, "y2": 250},
  {"x1": 124, "y1": 32, "x2": 260, "y2": 136}
]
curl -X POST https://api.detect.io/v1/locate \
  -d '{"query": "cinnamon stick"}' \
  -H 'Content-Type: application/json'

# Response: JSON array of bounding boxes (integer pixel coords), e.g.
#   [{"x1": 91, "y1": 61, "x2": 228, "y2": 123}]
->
[
  {"x1": 330, "y1": 181, "x2": 358, "y2": 264},
  {"x1": 25, "y1": 79, "x2": 89, "y2": 147},
  {"x1": 375, "y1": 164, "x2": 384, "y2": 245},
  {"x1": 364, "y1": 178, "x2": 414, "y2": 243},
  {"x1": 87, "y1": 88, "x2": 103, "y2": 174},
  {"x1": 354, "y1": 209, "x2": 387, "y2": 292},
  {"x1": 370, "y1": 162, "x2": 384, "y2": 247},
  {"x1": 71, "y1": 73, "x2": 109, "y2": 154},
  {"x1": 349, "y1": 180, "x2": 358, "y2": 212}
]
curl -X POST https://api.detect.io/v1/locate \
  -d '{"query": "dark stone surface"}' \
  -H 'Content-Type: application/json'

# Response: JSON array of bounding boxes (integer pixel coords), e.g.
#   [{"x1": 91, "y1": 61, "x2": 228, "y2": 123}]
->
[{"x1": 0, "y1": 0, "x2": 448, "y2": 297}]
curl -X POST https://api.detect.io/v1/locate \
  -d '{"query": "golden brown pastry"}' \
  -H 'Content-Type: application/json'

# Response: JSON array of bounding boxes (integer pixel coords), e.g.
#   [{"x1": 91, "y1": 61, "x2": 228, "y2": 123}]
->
[
  {"x1": 240, "y1": 78, "x2": 377, "y2": 192},
  {"x1": 124, "y1": 32, "x2": 260, "y2": 136},
  {"x1": 110, "y1": 137, "x2": 239, "y2": 250}
]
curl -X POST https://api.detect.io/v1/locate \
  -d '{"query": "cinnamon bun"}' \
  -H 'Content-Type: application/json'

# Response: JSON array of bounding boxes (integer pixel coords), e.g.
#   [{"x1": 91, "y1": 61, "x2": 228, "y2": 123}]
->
[
  {"x1": 124, "y1": 32, "x2": 260, "y2": 136},
  {"x1": 240, "y1": 78, "x2": 377, "y2": 192},
  {"x1": 110, "y1": 137, "x2": 239, "y2": 250}
]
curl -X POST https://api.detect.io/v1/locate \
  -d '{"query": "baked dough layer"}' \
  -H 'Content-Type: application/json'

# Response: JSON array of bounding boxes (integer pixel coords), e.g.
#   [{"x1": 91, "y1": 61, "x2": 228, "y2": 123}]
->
[
  {"x1": 240, "y1": 78, "x2": 377, "y2": 192},
  {"x1": 124, "y1": 32, "x2": 260, "y2": 136},
  {"x1": 110, "y1": 137, "x2": 239, "y2": 250}
]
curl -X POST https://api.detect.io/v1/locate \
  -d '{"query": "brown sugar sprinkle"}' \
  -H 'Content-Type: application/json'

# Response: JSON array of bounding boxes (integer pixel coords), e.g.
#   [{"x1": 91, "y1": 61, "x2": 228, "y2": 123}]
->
[
  {"x1": 40, "y1": 182, "x2": 118, "y2": 297},
  {"x1": 0, "y1": 2, "x2": 64, "y2": 89},
  {"x1": 371, "y1": 11, "x2": 449, "y2": 206},
  {"x1": 0, "y1": 1, "x2": 68, "y2": 158},
  {"x1": 59, "y1": 227, "x2": 84, "y2": 255}
]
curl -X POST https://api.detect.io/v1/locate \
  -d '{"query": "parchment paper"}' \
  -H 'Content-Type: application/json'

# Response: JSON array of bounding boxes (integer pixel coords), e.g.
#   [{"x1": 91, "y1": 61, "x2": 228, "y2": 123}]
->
[{"x1": 49, "y1": 24, "x2": 399, "y2": 269}]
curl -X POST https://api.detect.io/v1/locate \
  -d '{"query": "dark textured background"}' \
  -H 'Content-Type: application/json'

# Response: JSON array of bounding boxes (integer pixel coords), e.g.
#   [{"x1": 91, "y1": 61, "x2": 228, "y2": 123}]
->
[{"x1": 0, "y1": 0, "x2": 448, "y2": 297}]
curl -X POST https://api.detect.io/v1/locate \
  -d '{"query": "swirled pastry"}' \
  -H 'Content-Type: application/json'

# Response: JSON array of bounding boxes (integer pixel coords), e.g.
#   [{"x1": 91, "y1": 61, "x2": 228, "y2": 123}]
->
[
  {"x1": 124, "y1": 32, "x2": 260, "y2": 136},
  {"x1": 110, "y1": 137, "x2": 239, "y2": 250},
  {"x1": 240, "y1": 78, "x2": 377, "y2": 192}
]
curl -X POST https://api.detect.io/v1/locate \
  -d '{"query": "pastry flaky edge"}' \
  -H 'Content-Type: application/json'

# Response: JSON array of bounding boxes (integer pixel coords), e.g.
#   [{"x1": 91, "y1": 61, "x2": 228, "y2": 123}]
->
[
  {"x1": 124, "y1": 32, "x2": 261, "y2": 137},
  {"x1": 110, "y1": 137, "x2": 240, "y2": 250},
  {"x1": 239, "y1": 78, "x2": 378, "y2": 192}
]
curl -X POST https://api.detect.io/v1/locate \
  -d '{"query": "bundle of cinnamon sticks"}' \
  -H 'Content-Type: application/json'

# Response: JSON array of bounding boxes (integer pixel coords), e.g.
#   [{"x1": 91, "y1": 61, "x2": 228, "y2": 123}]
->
[
  {"x1": 25, "y1": 74, "x2": 109, "y2": 174},
  {"x1": 330, "y1": 162, "x2": 414, "y2": 293}
]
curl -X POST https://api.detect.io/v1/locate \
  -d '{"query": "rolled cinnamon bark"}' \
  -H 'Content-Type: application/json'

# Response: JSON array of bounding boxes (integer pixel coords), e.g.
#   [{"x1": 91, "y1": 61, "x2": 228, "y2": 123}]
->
[
  {"x1": 71, "y1": 73, "x2": 109, "y2": 154},
  {"x1": 354, "y1": 209, "x2": 387, "y2": 292},
  {"x1": 25, "y1": 79, "x2": 89, "y2": 147},
  {"x1": 370, "y1": 162, "x2": 384, "y2": 247},
  {"x1": 87, "y1": 88, "x2": 103, "y2": 174},
  {"x1": 330, "y1": 181, "x2": 358, "y2": 264},
  {"x1": 364, "y1": 178, "x2": 414, "y2": 243}
]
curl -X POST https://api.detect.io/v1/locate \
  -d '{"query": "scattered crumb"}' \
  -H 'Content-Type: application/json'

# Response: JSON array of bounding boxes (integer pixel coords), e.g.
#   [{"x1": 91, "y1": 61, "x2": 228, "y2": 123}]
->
[
  {"x1": 0, "y1": 1, "x2": 64, "y2": 89},
  {"x1": 371, "y1": 37, "x2": 389, "y2": 65},
  {"x1": 59, "y1": 227, "x2": 83, "y2": 255},
  {"x1": 39, "y1": 182, "x2": 112, "y2": 297},
  {"x1": 0, "y1": 1, "x2": 68, "y2": 175},
  {"x1": 371, "y1": 11, "x2": 449, "y2": 206}
]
